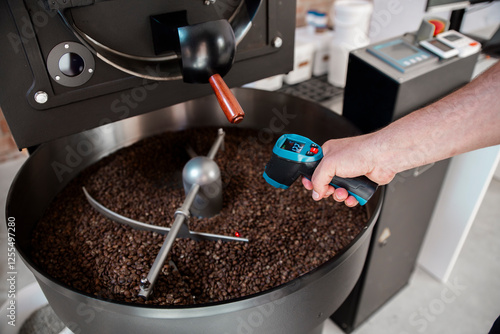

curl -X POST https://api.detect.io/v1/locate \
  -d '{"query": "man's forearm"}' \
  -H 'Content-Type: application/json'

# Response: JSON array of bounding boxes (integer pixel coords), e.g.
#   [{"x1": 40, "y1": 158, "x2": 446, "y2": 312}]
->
[{"x1": 372, "y1": 61, "x2": 500, "y2": 175}]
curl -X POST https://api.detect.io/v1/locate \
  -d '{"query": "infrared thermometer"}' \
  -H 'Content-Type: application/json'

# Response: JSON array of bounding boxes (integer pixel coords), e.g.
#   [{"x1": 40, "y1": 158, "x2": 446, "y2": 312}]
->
[{"x1": 263, "y1": 134, "x2": 378, "y2": 205}]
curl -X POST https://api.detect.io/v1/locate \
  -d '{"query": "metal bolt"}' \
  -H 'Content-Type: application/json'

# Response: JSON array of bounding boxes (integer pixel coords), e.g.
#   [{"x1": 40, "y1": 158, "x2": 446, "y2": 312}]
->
[
  {"x1": 88, "y1": 68, "x2": 94, "y2": 74},
  {"x1": 204, "y1": 0, "x2": 216, "y2": 5},
  {"x1": 64, "y1": 43, "x2": 69, "y2": 49},
  {"x1": 34, "y1": 91, "x2": 48, "y2": 104},
  {"x1": 272, "y1": 37, "x2": 283, "y2": 48},
  {"x1": 55, "y1": 75, "x2": 61, "y2": 81},
  {"x1": 140, "y1": 278, "x2": 150, "y2": 289}
]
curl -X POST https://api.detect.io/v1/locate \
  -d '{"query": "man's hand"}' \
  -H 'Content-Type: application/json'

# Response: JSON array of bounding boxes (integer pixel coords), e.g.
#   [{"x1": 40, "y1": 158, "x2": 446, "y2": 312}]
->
[
  {"x1": 301, "y1": 177, "x2": 359, "y2": 206},
  {"x1": 301, "y1": 134, "x2": 396, "y2": 206}
]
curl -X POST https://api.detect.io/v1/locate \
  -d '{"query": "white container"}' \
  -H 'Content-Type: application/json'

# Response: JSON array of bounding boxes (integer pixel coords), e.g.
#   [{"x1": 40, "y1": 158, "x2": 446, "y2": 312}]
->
[
  {"x1": 306, "y1": 10, "x2": 316, "y2": 35},
  {"x1": 311, "y1": 31, "x2": 334, "y2": 76},
  {"x1": 327, "y1": 39, "x2": 354, "y2": 88},
  {"x1": 284, "y1": 38, "x2": 315, "y2": 85},
  {"x1": 332, "y1": 0, "x2": 373, "y2": 40},
  {"x1": 306, "y1": 10, "x2": 328, "y2": 34},
  {"x1": 328, "y1": 0, "x2": 373, "y2": 87},
  {"x1": 296, "y1": 27, "x2": 334, "y2": 77},
  {"x1": 243, "y1": 74, "x2": 284, "y2": 91}
]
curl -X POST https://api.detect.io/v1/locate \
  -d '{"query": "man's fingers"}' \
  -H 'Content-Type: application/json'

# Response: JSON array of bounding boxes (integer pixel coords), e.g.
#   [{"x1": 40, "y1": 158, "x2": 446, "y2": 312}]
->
[
  {"x1": 301, "y1": 176, "x2": 313, "y2": 190},
  {"x1": 311, "y1": 160, "x2": 335, "y2": 199},
  {"x1": 333, "y1": 188, "x2": 348, "y2": 202},
  {"x1": 303, "y1": 174, "x2": 359, "y2": 206},
  {"x1": 334, "y1": 188, "x2": 359, "y2": 207},
  {"x1": 345, "y1": 195, "x2": 359, "y2": 207}
]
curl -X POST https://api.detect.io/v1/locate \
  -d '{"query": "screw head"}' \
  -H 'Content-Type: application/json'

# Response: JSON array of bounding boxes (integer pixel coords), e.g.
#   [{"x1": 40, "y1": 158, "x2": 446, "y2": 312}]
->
[
  {"x1": 140, "y1": 278, "x2": 150, "y2": 288},
  {"x1": 34, "y1": 91, "x2": 49, "y2": 104},
  {"x1": 272, "y1": 37, "x2": 283, "y2": 48}
]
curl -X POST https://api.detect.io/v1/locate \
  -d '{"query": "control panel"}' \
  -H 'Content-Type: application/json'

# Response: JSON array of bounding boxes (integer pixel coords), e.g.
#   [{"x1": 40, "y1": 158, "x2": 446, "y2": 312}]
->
[{"x1": 367, "y1": 38, "x2": 437, "y2": 73}]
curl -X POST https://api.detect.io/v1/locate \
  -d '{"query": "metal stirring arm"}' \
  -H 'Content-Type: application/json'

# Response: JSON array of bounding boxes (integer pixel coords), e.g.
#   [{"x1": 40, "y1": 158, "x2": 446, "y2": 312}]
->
[
  {"x1": 82, "y1": 187, "x2": 247, "y2": 243},
  {"x1": 139, "y1": 183, "x2": 199, "y2": 299},
  {"x1": 83, "y1": 128, "x2": 246, "y2": 300},
  {"x1": 139, "y1": 129, "x2": 230, "y2": 299},
  {"x1": 207, "y1": 128, "x2": 225, "y2": 159}
]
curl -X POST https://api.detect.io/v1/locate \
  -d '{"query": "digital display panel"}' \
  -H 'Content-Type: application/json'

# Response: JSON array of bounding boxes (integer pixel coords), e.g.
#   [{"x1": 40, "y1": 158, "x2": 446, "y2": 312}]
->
[
  {"x1": 428, "y1": 39, "x2": 454, "y2": 51},
  {"x1": 281, "y1": 139, "x2": 305, "y2": 153},
  {"x1": 443, "y1": 34, "x2": 462, "y2": 42},
  {"x1": 380, "y1": 41, "x2": 416, "y2": 60}
]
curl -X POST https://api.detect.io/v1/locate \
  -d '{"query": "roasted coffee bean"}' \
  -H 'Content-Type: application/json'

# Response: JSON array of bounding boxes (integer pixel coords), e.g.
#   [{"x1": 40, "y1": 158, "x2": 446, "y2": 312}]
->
[{"x1": 31, "y1": 128, "x2": 368, "y2": 306}]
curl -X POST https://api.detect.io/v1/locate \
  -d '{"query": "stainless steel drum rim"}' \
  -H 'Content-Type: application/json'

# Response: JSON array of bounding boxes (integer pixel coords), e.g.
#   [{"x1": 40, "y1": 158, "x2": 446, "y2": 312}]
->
[{"x1": 21, "y1": 224, "x2": 376, "y2": 319}]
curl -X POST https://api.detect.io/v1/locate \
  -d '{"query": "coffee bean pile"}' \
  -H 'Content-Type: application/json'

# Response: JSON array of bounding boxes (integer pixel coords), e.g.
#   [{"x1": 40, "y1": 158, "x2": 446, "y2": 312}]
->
[{"x1": 31, "y1": 128, "x2": 368, "y2": 306}]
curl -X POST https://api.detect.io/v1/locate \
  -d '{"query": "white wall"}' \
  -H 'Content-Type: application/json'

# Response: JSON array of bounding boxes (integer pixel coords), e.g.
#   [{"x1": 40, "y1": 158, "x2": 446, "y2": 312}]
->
[
  {"x1": 369, "y1": 0, "x2": 427, "y2": 43},
  {"x1": 461, "y1": 2, "x2": 500, "y2": 34},
  {"x1": 418, "y1": 146, "x2": 500, "y2": 282},
  {"x1": 369, "y1": 0, "x2": 500, "y2": 44}
]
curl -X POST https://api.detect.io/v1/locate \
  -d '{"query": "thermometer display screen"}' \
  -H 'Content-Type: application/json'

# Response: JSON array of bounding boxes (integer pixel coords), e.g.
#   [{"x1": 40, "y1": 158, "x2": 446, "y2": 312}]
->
[
  {"x1": 427, "y1": 39, "x2": 454, "y2": 51},
  {"x1": 443, "y1": 34, "x2": 462, "y2": 42},
  {"x1": 281, "y1": 139, "x2": 305, "y2": 153}
]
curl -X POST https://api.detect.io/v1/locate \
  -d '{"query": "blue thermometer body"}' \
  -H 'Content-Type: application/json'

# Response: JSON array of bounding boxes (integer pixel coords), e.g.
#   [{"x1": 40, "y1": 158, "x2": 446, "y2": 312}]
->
[{"x1": 263, "y1": 134, "x2": 378, "y2": 205}]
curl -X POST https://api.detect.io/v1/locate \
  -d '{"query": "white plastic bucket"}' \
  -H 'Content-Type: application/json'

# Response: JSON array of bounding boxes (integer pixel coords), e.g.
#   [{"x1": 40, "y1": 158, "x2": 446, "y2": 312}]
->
[
  {"x1": 332, "y1": 0, "x2": 373, "y2": 39},
  {"x1": 328, "y1": 0, "x2": 373, "y2": 87}
]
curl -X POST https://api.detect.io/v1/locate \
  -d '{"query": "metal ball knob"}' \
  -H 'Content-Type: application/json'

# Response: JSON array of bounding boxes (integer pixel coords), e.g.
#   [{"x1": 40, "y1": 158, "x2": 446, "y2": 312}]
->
[{"x1": 183, "y1": 157, "x2": 223, "y2": 218}]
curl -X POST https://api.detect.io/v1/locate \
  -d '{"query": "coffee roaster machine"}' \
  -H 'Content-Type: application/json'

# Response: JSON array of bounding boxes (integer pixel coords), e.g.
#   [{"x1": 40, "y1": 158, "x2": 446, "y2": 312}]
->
[{"x1": 1, "y1": 1, "x2": 385, "y2": 334}]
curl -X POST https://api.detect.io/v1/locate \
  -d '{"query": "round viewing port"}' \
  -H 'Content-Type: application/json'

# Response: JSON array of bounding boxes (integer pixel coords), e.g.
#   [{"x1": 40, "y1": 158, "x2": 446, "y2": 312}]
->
[
  {"x1": 47, "y1": 42, "x2": 95, "y2": 87},
  {"x1": 59, "y1": 52, "x2": 85, "y2": 77}
]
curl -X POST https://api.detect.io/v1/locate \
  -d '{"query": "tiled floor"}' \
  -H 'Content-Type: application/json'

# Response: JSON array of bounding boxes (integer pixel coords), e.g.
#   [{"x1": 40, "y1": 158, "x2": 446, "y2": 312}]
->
[{"x1": 1, "y1": 154, "x2": 499, "y2": 334}]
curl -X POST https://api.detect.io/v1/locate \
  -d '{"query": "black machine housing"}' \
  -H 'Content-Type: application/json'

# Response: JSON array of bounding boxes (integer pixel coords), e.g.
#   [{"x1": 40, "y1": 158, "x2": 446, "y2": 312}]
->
[{"x1": 0, "y1": 0, "x2": 295, "y2": 149}]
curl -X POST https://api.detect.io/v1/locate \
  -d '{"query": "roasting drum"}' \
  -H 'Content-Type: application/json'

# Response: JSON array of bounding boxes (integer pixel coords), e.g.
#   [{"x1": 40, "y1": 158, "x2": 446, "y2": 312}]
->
[{"x1": 6, "y1": 88, "x2": 383, "y2": 334}]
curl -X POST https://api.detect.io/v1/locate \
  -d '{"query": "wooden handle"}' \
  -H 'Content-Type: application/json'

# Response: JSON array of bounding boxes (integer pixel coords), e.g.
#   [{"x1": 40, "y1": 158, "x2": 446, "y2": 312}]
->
[{"x1": 209, "y1": 74, "x2": 245, "y2": 124}]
